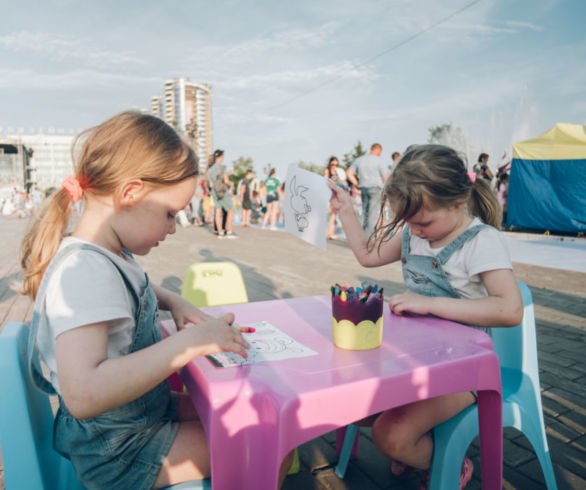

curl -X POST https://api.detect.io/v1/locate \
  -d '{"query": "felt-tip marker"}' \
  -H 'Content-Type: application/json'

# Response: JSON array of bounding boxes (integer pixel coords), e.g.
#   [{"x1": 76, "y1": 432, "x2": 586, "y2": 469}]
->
[
  {"x1": 329, "y1": 179, "x2": 350, "y2": 191},
  {"x1": 238, "y1": 326, "x2": 256, "y2": 333}
]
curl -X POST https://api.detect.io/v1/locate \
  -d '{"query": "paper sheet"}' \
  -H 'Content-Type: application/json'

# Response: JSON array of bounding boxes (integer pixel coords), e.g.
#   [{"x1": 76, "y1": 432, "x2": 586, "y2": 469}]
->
[
  {"x1": 206, "y1": 321, "x2": 318, "y2": 368},
  {"x1": 283, "y1": 164, "x2": 330, "y2": 250}
]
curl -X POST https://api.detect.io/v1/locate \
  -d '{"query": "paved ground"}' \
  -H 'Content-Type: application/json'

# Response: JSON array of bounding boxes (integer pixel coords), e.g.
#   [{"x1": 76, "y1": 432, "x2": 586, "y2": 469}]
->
[{"x1": 1, "y1": 216, "x2": 585, "y2": 489}]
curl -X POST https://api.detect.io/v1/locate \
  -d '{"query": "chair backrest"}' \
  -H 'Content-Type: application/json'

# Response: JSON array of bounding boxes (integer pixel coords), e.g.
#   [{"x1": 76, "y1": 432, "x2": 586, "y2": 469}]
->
[
  {"x1": 0, "y1": 322, "x2": 82, "y2": 490},
  {"x1": 491, "y1": 281, "x2": 540, "y2": 388},
  {"x1": 181, "y1": 261, "x2": 249, "y2": 307}
]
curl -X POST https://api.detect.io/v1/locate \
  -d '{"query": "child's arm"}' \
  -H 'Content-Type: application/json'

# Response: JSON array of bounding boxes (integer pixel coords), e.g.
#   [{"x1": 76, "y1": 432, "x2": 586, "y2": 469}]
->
[
  {"x1": 389, "y1": 268, "x2": 523, "y2": 327},
  {"x1": 328, "y1": 180, "x2": 401, "y2": 267},
  {"x1": 55, "y1": 315, "x2": 249, "y2": 419},
  {"x1": 153, "y1": 284, "x2": 213, "y2": 329}
]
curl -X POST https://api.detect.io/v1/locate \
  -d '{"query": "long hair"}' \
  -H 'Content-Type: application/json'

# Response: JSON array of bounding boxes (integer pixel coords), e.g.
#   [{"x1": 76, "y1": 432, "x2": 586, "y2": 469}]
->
[
  {"x1": 367, "y1": 144, "x2": 501, "y2": 252},
  {"x1": 20, "y1": 111, "x2": 198, "y2": 298},
  {"x1": 325, "y1": 156, "x2": 339, "y2": 178}
]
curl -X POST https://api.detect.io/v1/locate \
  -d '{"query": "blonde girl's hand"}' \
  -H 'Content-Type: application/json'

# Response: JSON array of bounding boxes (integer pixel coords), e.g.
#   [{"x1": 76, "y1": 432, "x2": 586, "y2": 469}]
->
[
  {"x1": 170, "y1": 297, "x2": 215, "y2": 330},
  {"x1": 187, "y1": 314, "x2": 250, "y2": 358},
  {"x1": 388, "y1": 291, "x2": 433, "y2": 316},
  {"x1": 327, "y1": 180, "x2": 353, "y2": 214}
]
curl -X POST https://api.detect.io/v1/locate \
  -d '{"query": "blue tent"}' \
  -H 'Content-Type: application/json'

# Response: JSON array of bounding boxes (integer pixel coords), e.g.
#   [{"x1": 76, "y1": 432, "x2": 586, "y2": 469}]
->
[{"x1": 507, "y1": 123, "x2": 586, "y2": 234}]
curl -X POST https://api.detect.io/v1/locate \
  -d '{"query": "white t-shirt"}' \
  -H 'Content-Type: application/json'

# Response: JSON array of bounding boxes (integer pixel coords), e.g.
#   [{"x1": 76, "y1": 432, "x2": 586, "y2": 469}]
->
[
  {"x1": 37, "y1": 237, "x2": 147, "y2": 393},
  {"x1": 408, "y1": 218, "x2": 512, "y2": 299}
]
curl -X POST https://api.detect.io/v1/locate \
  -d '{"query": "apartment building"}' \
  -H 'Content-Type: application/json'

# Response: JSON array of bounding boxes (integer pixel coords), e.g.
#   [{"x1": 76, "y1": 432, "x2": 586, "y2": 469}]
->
[{"x1": 152, "y1": 77, "x2": 212, "y2": 172}]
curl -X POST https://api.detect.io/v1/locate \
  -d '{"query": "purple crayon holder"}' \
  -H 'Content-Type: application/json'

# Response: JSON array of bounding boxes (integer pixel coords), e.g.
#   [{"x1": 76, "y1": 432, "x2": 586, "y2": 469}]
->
[{"x1": 331, "y1": 294, "x2": 384, "y2": 350}]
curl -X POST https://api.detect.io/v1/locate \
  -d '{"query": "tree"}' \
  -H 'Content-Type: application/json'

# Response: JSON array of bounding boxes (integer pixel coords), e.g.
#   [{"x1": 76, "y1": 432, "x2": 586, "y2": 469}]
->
[
  {"x1": 428, "y1": 123, "x2": 453, "y2": 143},
  {"x1": 231, "y1": 156, "x2": 254, "y2": 186},
  {"x1": 342, "y1": 141, "x2": 367, "y2": 169},
  {"x1": 294, "y1": 160, "x2": 322, "y2": 174}
]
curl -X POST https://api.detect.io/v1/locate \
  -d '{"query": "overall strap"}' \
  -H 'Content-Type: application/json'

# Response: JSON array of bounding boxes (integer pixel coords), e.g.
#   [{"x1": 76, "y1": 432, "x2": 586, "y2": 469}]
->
[
  {"x1": 436, "y1": 224, "x2": 488, "y2": 265},
  {"x1": 401, "y1": 226, "x2": 411, "y2": 258},
  {"x1": 27, "y1": 242, "x2": 141, "y2": 394}
]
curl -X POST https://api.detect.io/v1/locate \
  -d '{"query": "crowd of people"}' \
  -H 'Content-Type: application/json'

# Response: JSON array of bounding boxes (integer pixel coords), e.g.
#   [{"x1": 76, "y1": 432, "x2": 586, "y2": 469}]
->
[
  {"x1": 176, "y1": 149, "x2": 287, "y2": 238},
  {"x1": 180, "y1": 143, "x2": 512, "y2": 243},
  {"x1": 1, "y1": 187, "x2": 43, "y2": 218},
  {"x1": 2, "y1": 146, "x2": 511, "y2": 237},
  {"x1": 132, "y1": 143, "x2": 513, "y2": 239}
]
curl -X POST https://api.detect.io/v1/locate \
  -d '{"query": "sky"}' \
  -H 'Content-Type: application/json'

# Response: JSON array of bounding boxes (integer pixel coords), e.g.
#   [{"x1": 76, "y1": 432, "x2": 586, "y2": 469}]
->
[{"x1": 1, "y1": 0, "x2": 585, "y2": 178}]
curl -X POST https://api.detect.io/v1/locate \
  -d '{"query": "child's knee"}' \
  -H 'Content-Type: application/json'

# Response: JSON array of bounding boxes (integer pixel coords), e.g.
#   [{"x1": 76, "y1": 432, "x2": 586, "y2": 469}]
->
[{"x1": 371, "y1": 412, "x2": 411, "y2": 459}]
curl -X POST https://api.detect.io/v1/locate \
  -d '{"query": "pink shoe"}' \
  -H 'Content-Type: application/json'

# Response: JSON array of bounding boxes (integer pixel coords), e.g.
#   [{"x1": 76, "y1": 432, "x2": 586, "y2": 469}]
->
[
  {"x1": 390, "y1": 460, "x2": 416, "y2": 478},
  {"x1": 459, "y1": 457, "x2": 474, "y2": 489},
  {"x1": 418, "y1": 470, "x2": 429, "y2": 490}
]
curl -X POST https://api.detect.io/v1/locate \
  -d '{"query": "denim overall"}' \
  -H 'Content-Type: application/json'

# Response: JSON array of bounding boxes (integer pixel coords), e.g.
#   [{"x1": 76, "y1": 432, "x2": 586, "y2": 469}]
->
[
  {"x1": 27, "y1": 242, "x2": 178, "y2": 490},
  {"x1": 401, "y1": 224, "x2": 491, "y2": 335}
]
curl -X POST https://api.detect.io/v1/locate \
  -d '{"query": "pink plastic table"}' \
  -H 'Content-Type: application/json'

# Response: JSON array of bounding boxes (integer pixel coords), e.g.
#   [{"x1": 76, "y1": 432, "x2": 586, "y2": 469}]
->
[{"x1": 161, "y1": 295, "x2": 502, "y2": 490}]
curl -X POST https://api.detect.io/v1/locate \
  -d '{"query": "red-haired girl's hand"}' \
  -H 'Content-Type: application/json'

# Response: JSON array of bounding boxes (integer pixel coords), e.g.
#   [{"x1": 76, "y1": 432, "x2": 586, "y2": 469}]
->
[
  {"x1": 389, "y1": 291, "x2": 433, "y2": 316},
  {"x1": 327, "y1": 180, "x2": 353, "y2": 214}
]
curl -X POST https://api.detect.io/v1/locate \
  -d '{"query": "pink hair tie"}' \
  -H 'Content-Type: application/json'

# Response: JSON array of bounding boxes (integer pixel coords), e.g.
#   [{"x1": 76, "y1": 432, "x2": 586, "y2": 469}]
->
[
  {"x1": 61, "y1": 176, "x2": 84, "y2": 203},
  {"x1": 467, "y1": 171, "x2": 477, "y2": 183}
]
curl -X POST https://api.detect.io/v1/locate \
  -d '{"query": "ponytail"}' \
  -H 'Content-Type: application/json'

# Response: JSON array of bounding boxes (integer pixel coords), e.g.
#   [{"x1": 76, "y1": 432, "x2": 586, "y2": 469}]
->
[
  {"x1": 20, "y1": 189, "x2": 73, "y2": 299},
  {"x1": 468, "y1": 178, "x2": 501, "y2": 228}
]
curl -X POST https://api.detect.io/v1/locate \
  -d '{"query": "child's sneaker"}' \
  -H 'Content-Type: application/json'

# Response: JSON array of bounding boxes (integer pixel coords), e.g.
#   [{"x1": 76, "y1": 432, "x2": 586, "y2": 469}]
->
[
  {"x1": 418, "y1": 470, "x2": 429, "y2": 490},
  {"x1": 458, "y1": 457, "x2": 473, "y2": 489},
  {"x1": 390, "y1": 460, "x2": 415, "y2": 478},
  {"x1": 417, "y1": 457, "x2": 473, "y2": 490},
  {"x1": 225, "y1": 231, "x2": 239, "y2": 239}
]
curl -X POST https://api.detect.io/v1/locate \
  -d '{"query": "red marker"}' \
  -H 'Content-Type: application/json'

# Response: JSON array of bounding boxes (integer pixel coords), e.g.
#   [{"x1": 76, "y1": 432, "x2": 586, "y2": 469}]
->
[{"x1": 238, "y1": 326, "x2": 256, "y2": 333}]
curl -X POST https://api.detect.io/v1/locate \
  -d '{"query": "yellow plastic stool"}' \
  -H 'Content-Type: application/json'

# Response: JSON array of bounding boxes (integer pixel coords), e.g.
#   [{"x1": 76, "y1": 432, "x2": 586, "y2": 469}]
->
[
  {"x1": 181, "y1": 262, "x2": 248, "y2": 307},
  {"x1": 288, "y1": 448, "x2": 300, "y2": 475}
]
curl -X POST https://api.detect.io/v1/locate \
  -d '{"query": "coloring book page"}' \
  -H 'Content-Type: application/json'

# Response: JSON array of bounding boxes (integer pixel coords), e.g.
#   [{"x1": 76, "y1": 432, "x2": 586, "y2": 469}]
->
[
  {"x1": 283, "y1": 164, "x2": 330, "y2": 250},
  {"x1": 206, "y1": 321, "x2": 318, "y2": 368}
]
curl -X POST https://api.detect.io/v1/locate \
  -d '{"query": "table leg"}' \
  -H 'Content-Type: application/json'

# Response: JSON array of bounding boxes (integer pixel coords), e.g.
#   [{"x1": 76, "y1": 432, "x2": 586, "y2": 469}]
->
[
  {"x1": 477, "y1": 389, "x2": 503, "y2": 490},
  {"x1": 208, "y1": 427, "x2": 281, "y2": 489}
]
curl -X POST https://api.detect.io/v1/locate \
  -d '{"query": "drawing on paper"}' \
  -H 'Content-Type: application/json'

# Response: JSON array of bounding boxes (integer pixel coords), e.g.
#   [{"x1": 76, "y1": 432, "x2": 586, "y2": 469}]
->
[
  {"x1": 283, "y1": 164, "x2": 329, "y2": 250},
  {"x1": 289, "y1": 176, "x2": 312, "y2": 232},
  {"x1": 206, "y1": 320, "x2": 317, "y2": 368}
]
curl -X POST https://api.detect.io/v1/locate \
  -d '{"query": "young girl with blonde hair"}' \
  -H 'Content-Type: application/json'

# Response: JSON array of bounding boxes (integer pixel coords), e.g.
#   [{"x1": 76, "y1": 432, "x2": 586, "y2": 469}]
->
[
  {"x1": 21, "y1": 111, "x2": 292, "y2": 489},
  {"x1": 328, "y1": 144, "x2": 522, "y2": 489}
]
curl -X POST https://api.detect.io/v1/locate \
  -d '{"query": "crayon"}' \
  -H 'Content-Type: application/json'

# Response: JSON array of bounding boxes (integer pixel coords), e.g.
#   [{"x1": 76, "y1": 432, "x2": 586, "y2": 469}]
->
[
  {"x1": 332, "y1": 180, "x2": 350, "y2": 191},
  {"x1": 340, "y1": 291, "x2": 347, "y2": 302},
  {"x1": 238, "y1": 327, "x2": 256, "y2": 333}
]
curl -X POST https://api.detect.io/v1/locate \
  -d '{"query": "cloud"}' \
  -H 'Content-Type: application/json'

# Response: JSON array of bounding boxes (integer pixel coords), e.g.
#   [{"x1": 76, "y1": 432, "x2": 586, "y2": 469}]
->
[
  {"x1": 184, "y1": 21, "x2": 340, "y2": 69},
  {"x1": 215, "y1": 60, "x2": 376, "y2": 93},
  {"x1": 0, "y1": 31, "x2": 144, "y2": 67},
  {"x1": 0, "y1": 67, "x2": 159, "y2": 89},
  {"x1": 220, "y1": 113, "x2": 291, "y2": 125},
  {"x1": 504, "y1": 20, "x2": 544, "y2": 32}
]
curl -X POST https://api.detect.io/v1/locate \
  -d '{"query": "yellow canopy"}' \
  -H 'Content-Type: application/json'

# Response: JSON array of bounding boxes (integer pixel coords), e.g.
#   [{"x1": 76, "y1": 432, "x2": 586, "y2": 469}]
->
[{"x1": 512, "y1": 123, "x2": 586, "y2": 160}]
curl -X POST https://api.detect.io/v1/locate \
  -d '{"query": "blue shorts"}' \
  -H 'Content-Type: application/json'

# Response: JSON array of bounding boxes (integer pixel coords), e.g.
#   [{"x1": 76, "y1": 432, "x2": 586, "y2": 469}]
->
[
  {"x1": 266, "y1": 191, "x2": 279, "y2": 203},
  {"x1": 54, "y1": 385, "x2": 179, "y2": 490}
]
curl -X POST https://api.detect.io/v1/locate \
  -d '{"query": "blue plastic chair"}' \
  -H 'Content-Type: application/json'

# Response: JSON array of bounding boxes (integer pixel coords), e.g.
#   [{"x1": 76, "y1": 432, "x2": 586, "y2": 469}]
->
[
  {"x1": 0, "y1": 322, "x2": 83, "y2": 490},
  {"x1": 429, "y1": 281, "x2": 557, "y2": 489},
  {"x1": 335, "y1": 281, "x2": 557, "y2": 489},
  {"x1": 0, "y1": 322, "x2": 211, "y2": 490}
]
